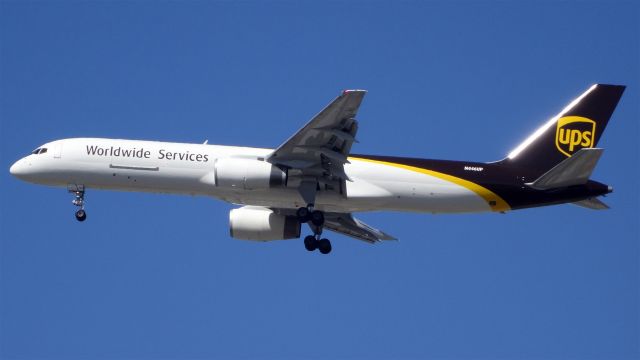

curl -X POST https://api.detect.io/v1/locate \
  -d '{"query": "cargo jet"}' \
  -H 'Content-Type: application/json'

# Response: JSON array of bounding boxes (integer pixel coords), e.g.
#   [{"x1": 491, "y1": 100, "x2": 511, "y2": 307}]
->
[{"x1": 9, "y1": 84, "x2": 625, "y2": 254}]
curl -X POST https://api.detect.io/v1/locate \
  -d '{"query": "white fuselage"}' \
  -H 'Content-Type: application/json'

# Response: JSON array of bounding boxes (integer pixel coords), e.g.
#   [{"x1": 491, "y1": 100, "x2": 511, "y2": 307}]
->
[{"x1": 10, "y1": 138, "x2": 496, "y2": 214}]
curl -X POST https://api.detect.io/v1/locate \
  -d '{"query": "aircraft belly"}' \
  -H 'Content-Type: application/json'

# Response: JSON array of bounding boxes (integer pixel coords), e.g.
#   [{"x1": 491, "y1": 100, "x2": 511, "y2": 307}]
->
[
  {"x1": 217, "y1": 188, "x2": 348, "y2": 212},
  {"x1": 223, "y1": 178, "x2": 489, "y2": 214}
]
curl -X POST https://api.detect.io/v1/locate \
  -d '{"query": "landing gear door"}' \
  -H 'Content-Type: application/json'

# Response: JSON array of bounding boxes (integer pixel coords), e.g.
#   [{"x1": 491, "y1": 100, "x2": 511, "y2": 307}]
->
[{"x1": 53, "y1": 143, "x2": 62, "y2": 159}]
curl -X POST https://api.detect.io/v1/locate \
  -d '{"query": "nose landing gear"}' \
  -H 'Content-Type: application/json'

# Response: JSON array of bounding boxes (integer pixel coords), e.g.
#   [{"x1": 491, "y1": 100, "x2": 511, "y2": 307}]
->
[{"x1": 68, "y1": 185, "x2": 87, "y2": 222}]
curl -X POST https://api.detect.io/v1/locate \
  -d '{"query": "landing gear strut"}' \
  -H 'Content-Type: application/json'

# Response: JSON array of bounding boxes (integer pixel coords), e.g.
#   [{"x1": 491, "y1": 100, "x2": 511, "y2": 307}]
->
[
  {"x1": 68, "y1": 185, "x2": 87, "y2": 222},
  {"x1": 298, "y1": 205, "x2": 331, "y2": 254}
]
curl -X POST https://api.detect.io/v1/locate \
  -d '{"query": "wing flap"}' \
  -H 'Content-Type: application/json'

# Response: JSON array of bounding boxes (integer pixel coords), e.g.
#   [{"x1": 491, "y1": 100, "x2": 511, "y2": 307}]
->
[{"x1": 324, "y1": 213, "x2": 396, "y2": 244}]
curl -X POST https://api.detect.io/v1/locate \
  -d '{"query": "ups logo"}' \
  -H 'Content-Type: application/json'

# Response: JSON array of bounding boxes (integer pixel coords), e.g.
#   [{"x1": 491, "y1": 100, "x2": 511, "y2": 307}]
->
[{"x1": 555, "y1": 116, "x2": 596, "y2": 157}]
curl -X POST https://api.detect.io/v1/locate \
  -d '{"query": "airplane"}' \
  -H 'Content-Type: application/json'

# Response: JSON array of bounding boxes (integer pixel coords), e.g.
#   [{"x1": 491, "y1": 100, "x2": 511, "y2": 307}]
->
[{"x1": 9, "y1": 84, "x2": 625, "y2": 254}]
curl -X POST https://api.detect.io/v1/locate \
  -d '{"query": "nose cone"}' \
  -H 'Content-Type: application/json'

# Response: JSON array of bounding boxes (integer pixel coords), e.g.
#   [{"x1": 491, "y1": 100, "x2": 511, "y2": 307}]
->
[
  {"x1": 10, "y1": 156, "x2": 53, "y2": 185},
  {"x1": 9, "y1": 158, "x2": 29, "y2": 179}
]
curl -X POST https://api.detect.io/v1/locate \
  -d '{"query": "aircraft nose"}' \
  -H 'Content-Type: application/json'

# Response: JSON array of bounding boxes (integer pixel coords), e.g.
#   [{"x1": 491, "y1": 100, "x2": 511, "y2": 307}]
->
[{"x1": 9, "y1": 158, "x2": 28, "y2": 178}]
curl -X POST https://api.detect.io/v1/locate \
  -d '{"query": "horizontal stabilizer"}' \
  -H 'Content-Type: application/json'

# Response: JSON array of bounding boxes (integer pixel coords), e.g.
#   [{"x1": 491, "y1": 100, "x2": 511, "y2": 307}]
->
[
  {"x1": 526, "y1": 148, "x2": 603, "y2": 190},
  {"x1": 573, "y1": 197, "x2": 610, "y2": 210}
]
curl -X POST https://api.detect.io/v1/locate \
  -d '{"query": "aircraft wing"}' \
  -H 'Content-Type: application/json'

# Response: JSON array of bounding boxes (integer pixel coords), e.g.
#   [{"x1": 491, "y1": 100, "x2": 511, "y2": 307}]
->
[
  {"x1": 266, "y1": 90, "x2": 366, "y2": 202},
  {"x1": 324, "y1": 212, "x2": 397, "y2": 243}
]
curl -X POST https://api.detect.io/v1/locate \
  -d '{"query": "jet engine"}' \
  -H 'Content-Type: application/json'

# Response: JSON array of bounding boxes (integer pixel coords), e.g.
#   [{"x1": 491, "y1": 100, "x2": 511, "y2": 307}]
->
[
  {"x1": 229, "y1": 206, "x2": 300, "y2": 241},
  {"x1": 215, "y1": 158, "x2": 286, "y2": 190}
]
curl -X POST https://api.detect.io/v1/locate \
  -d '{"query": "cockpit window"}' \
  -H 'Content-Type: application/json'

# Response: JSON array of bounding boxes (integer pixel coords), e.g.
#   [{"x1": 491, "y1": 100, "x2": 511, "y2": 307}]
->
[{"x1": 31, "y1": 148, "x2": 48, "y2": 155}]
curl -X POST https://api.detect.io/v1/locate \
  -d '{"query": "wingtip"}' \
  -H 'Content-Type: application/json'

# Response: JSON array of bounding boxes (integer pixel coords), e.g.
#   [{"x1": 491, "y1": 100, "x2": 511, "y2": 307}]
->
[
  {"x1": 342, "y1": 89, "x2": 367, "y2": 95},
  {"x1": 379, "y1": 232, "x2": 398, "y2": 241}
]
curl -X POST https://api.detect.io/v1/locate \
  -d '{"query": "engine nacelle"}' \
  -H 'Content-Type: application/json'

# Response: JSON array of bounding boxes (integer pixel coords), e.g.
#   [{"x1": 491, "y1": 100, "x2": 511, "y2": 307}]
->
[
  {"x1": 215, "y1": 158, "x2": 286, "y2": 190},
  {"x1": 229, "y1": 206, "x2": 301, "y2": 241}
]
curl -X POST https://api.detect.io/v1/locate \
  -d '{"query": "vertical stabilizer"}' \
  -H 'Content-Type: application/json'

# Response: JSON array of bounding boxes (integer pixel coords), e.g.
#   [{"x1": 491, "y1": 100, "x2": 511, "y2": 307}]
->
[{"x1": 500, "y1": 84, "x2": 625, "y2": 176}]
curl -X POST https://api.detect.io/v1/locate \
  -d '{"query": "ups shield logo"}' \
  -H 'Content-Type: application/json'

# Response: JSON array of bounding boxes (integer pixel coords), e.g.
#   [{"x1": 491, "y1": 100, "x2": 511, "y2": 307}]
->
[{"x1": 555, "y1": 116, "x2": 596, "y2": 157}]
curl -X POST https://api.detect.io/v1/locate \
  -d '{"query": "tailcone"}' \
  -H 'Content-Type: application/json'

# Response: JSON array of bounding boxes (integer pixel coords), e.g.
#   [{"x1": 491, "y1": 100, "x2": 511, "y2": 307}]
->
[{"x1": 586, "y1": 180, "x2": 612, "y2": 197}]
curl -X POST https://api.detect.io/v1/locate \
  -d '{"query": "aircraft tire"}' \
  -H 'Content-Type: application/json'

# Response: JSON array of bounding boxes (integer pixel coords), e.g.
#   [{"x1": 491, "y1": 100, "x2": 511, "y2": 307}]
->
[
  {"x1": 318, "y1": 239, "x2": 332, "y2": 254},
  {"x1": 75, "y1": 209, "x2": 87, "y2": 222},
  {"x1": 296, "y1": 207, "x2": 310, "y2": 223},
  {"x1": 304, "y1": 235, "x2": 317, "y2": 251},
  {"x1": 310, "y1": 210, "x2": 324, "y2": 227}
]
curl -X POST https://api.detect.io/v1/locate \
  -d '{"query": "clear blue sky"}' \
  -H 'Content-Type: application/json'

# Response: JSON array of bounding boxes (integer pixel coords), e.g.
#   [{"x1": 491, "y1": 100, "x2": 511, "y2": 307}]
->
[{"x1": 1, "y1": 1, "x2": 638, "y2": 359}]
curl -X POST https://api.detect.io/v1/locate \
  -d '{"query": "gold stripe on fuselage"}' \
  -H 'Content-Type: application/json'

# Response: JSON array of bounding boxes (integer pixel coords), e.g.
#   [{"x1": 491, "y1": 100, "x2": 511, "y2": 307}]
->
[{"x1": 350, "y1": 157, "x2": 511, "y2": 212}]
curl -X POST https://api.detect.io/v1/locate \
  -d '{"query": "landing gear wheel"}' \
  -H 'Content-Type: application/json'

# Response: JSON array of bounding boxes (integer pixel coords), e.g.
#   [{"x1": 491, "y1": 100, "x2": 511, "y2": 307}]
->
[
  {"x1": 310, "y1": 210, "x2": 325, "y2": 227},
  {"x1": 318, "y1": 238, "x2": 332, "y2": 254},
  {"x1": 296, "y1": 207, "x2": 310, "y2": 222},
  {"x1": 75, "y1": 209, "x2": 87, "y2": 222},
  {"x1": 68, "y1": 185, "x2": 87, "y2": 222},
  {"x1": 304, "y1": 235, "x2": 317, "y2": 251}
]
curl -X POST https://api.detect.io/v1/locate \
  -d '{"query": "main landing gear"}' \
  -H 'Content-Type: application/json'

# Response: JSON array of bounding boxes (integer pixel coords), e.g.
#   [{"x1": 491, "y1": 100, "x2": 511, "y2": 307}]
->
[
  {"x1": 69, "y1": 185, "x2": 87, "y2": 222},
  {"x1": 297, "y1": 205, "x2": 331, "y2": 254},
  {"x1": 304, "y1": 235, "x2": 332, "y2": 254}
]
